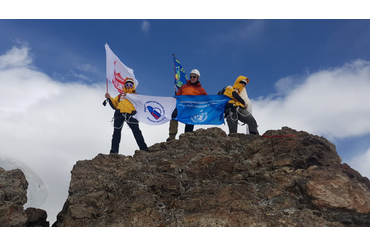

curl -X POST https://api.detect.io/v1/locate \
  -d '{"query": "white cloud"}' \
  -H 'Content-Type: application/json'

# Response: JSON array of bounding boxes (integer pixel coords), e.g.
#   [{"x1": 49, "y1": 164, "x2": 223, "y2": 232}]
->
[
  {"x1": 141, "y1": 20, "x2": 150, "y2": 33},
  {"x1": 274, "y1": 74, "x2": 306, "y2": 96},
  {"x1": 68, "y1": 69, "x2": 92, "y2": 81},
  {"x1": 0, "y1": 46, "x2": 115, "y2": 222},
  {"x1": 0, "y1": 45, "x2": 191, "y2": 223},
  {"x1": 0, "y1": 67, "x2": 61, "y2": 112},
  {"x1": 253, "y1": 59, "x2": 370, "y2": 140},
  {"x1": 350, "y1": 148, "x2": 370, "y2": 179},
  {"x1": 0, "y1": 46, "x2": 32, "y2": 69},
  {"x1": 76, "y1": 63, "x2": 97, "y2": 73}
]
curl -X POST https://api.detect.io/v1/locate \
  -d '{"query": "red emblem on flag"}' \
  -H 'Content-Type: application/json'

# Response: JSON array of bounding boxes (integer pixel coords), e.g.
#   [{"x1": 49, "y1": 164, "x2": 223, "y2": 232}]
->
[{"x1": 112, "y1": 61, "x2": 127, "y2": 93}]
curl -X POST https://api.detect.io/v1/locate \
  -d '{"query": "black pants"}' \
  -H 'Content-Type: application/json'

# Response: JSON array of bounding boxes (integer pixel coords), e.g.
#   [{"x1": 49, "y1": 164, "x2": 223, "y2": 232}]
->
[
  {"x1": 225, "y1": 106, "x2": 259, "y2": 135},
  {"x1": 184, "y1": 124, "x2": 194, "y2": 132},
  {"x1": 111, "y1": 113, "x2": 148, "y2": 153}
]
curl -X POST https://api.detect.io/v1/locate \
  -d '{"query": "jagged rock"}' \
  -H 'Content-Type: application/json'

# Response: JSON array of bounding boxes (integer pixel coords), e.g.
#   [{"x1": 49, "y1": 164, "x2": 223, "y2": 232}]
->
[
  {"x1": 26, "y1": 207, "x2": 49, "y2": 227},
  {"x1": 53, "y1": 127, "x2": 370, "y2": 227},
  {"x1": 0, "y1": 168, "x2": 28, "y2": 227},
  {"x1": 0, "y1": 168, "x2": 49, "y2": 227}
]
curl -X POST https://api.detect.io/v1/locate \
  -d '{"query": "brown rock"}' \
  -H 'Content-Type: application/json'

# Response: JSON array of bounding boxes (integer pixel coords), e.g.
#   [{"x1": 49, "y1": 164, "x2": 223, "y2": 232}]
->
[
  {"x1": 0, "y1": 168, "x2": 28, "y2": 227},
  {"x1": 53, "y1": 127, "x2": 370, "y2": 227},
  {"x1": 26, "y1": 207, "x2": 50, "y2": 227},
  {"x1": 0, "y1": 168, "x2": 50, "y2": 227}
]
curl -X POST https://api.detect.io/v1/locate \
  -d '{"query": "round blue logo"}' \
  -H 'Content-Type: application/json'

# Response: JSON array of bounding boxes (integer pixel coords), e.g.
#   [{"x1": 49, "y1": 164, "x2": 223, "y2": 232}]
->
[{"x1": 144, "y1": 101, "x2": 166, "y2": 123}]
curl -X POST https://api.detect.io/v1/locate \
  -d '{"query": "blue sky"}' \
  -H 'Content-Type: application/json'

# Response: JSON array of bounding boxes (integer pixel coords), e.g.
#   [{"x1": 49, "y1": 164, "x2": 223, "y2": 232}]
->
[
  {"x1": 1, "y1": 16, "x2": 370, "y2": 229},
  {"x1": 2, "y1": 19, "x2": 370, "y2": 98}
]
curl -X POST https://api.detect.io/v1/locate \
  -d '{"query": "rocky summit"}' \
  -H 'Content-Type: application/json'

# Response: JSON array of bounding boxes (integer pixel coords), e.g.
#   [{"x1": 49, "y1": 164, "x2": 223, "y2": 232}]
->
[{"x1": 52, "y1": 127, "x2": 370, "y2": 227}]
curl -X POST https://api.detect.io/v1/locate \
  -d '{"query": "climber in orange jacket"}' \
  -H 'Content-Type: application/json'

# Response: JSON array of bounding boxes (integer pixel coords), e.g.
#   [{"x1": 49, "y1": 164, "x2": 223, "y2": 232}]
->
[
  {"x1": 176, "y1": 71, "x2": 207, "y2": 96},
  {"x1": 167, "y1": 69, "x2": 208, "y2": 141}
]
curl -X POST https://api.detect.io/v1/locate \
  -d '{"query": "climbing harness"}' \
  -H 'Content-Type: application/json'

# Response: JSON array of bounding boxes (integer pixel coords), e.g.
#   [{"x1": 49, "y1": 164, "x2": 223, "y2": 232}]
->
[
  {"x1": 111, "y1": 113, "x2": 139, "y2": 129},
  {"x1": 237, "y1": 106, "x2": 251, "y2": 117},
  {"x1": 225, "y1": 106, "x2": 252, "y2": 126}
]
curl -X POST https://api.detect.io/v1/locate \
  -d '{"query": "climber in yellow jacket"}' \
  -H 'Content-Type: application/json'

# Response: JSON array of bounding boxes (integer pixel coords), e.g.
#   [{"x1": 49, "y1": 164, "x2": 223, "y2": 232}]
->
[
  {"x1": 222, "y1": 75, "x2": 259, "y2": 135},
  {"x1": 105, "y1": 78, "x2": 148, "y2": 153}
]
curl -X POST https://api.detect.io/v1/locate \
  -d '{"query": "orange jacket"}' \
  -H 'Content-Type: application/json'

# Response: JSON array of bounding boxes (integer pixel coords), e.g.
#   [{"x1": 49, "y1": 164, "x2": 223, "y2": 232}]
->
[{"x1": 176, "y1": 80, "x2": 207, "y2": 96}]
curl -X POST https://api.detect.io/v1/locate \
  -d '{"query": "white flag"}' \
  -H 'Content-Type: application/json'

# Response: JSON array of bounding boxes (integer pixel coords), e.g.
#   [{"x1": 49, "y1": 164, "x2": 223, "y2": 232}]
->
[
  {"x1": 105, "y1": 43, "x2": 139, "y2": 93},
  {"x1": 126, "y1": 94, "x2": 177, "y2": 125},
  {"x1": 240, "y1": 87, "x2": 252, "y2": 114}
]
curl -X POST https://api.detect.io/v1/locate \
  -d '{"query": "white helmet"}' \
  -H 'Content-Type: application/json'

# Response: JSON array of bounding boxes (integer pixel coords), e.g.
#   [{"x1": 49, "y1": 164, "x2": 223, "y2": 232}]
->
[{"x1": 190, "y1": 69, "x2": 200, "y2": 78}]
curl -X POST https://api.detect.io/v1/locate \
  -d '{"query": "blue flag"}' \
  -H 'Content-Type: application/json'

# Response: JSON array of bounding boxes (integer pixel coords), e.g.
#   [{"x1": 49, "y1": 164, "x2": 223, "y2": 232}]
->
[
  {"x1": 175, "y1": 95, "x2": 230, "y2": 125},
  {"x1": 173, "y1": 55, "x2": 188, "y2": 93}
]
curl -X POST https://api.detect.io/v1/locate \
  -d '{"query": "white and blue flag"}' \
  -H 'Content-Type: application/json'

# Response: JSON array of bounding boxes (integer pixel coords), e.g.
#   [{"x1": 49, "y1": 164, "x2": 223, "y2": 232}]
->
[
  {"x1": 126, "y1": 94, "x2": 230, "y2": 126},
  {"x1": 126, "y1": 94, "x2": 177, "y2": 125},
  {"x1": 175, "y1": 95, "x2": 230, "y2": 125}
]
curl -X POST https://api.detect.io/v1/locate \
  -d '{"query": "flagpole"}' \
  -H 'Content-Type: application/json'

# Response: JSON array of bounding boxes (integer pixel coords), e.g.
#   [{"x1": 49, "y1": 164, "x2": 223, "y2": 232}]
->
[
  {"x1": 172, "y1": 54, "x2": 176, "y2": 95},
  {"x1": 106, "y1": 78, "x2": 108, "y2": 94}
]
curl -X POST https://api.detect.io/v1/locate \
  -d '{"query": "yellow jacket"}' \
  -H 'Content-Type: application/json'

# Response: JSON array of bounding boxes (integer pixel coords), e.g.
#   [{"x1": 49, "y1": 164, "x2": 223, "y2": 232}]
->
[
  {"x1": 223, "y1": 75, "x2": 249, "y2": 107},
  {"x1": 109, "y1": 84, "x2": 136, "y2": 114}
]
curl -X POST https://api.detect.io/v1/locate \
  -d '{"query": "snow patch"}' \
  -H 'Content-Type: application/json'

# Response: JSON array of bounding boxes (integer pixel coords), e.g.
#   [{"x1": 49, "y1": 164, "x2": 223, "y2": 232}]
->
[{"x1": 0, "y1": 154, "x2": 49, "y2": 208}]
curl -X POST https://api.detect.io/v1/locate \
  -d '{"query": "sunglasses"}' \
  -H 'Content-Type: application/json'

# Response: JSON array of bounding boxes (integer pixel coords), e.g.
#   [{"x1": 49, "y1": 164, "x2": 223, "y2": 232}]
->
[
  {"x1": 125, "y1": 83, "x2": 133, "y2": 88},
  {"x1": 190, "y1": 76, "x2": 198, "y2": 79}
]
